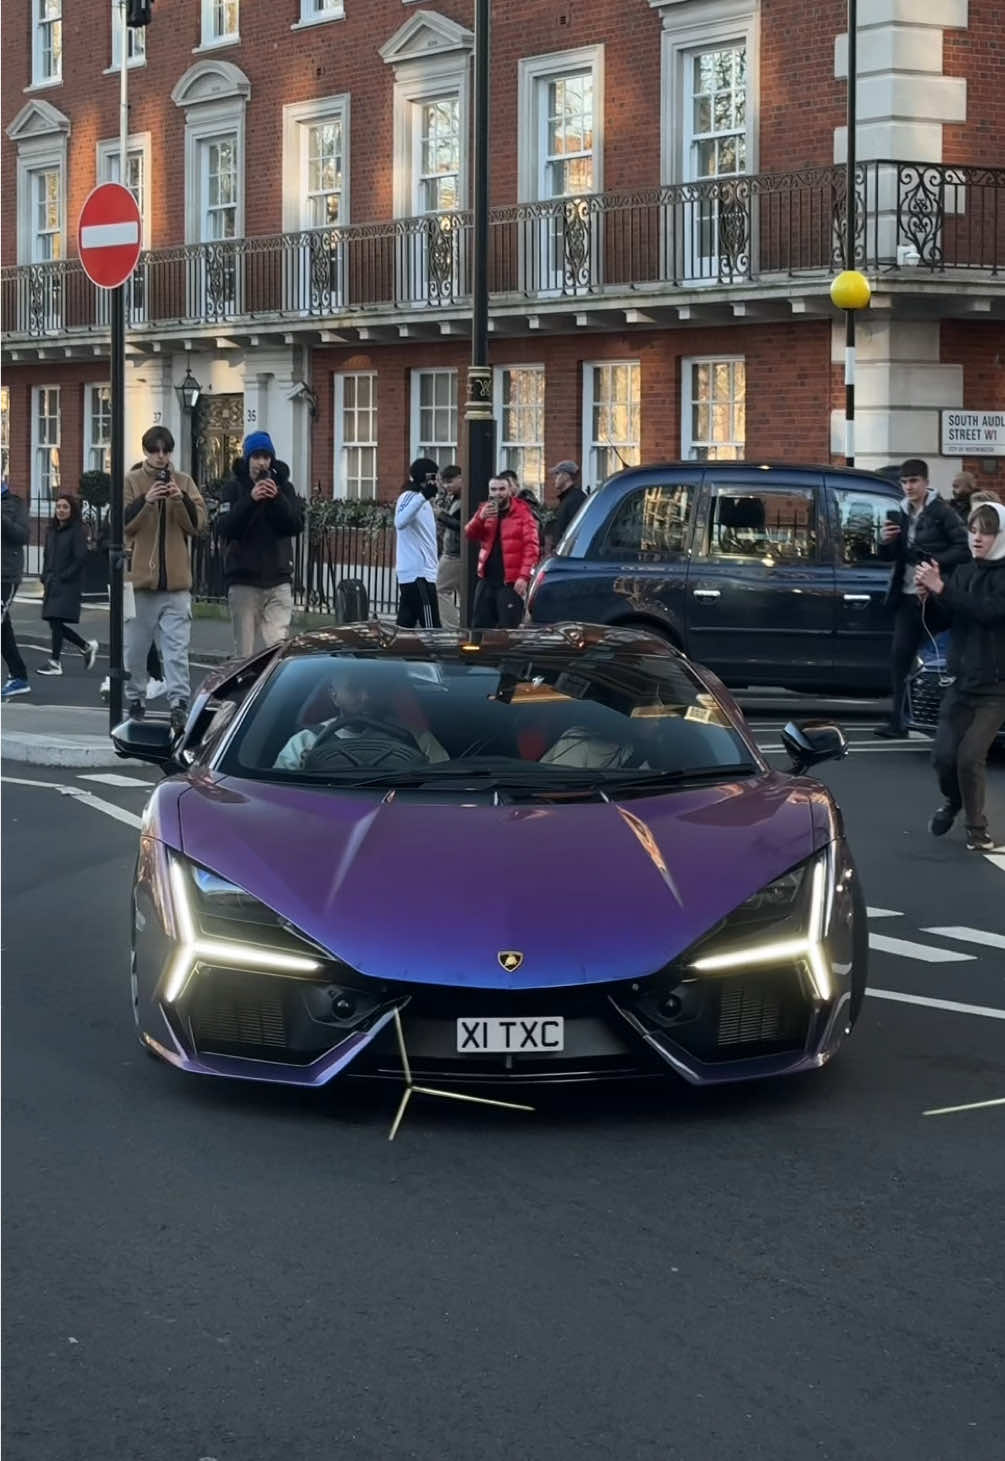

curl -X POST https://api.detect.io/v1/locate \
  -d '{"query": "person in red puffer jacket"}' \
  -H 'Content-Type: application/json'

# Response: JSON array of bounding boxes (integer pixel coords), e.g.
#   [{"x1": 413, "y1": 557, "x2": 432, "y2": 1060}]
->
[{"x1": 465, "y1": 475, "x2": 540, "y2": 628}]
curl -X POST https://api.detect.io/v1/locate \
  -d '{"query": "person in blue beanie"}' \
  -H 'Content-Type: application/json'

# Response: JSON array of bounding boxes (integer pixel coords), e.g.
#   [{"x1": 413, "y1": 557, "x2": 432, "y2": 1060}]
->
[{"x1": 217, "y1": 431, "x2": 305, "y2": 657}]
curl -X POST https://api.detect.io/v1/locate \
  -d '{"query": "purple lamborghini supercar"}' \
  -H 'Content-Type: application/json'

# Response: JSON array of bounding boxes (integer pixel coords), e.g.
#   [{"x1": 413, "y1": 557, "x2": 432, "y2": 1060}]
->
[{"x1": 117, "y1": 623, "x2": 866, "y2": 1091}]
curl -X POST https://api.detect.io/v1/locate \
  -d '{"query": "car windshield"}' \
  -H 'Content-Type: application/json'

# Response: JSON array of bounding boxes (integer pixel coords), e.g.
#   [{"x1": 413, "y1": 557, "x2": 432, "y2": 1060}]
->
[{"x1": 218, "y1": 646, "x2": 757, "y2": 792}]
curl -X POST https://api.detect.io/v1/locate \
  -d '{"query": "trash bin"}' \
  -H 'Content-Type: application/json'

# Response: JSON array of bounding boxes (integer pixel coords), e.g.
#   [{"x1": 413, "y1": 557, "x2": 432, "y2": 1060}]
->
[{"x1": 335, "y1": 577, "x2": 369, "y2": 624}]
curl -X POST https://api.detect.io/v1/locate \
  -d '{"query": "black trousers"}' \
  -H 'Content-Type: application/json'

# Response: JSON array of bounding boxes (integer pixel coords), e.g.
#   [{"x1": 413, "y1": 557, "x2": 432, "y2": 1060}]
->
[
  {"x1": 472, "y1": 580, "x2": 525, "y2": 629},
  {"x1": 396, "y1": 577, "x2": 441, "y2": 629},
  {"x1": 889, "y1": 594, "x2": 926, "y2": 729},
  {"x1": 932, "y1": 687, "x2": 1005, "y2": 832},
  {"x1": 2, "y1": 580, "x2": 27, "y2": 681},
  {"x1": 47, "y1": 619, "x2": 89, "y2": 660}
]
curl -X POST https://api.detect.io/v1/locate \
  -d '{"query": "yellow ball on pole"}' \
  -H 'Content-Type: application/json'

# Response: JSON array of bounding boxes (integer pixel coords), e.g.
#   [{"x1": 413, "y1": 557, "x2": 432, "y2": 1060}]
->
[{"x1": 830, "y1": 270, "x2": 871, "y2": 311}]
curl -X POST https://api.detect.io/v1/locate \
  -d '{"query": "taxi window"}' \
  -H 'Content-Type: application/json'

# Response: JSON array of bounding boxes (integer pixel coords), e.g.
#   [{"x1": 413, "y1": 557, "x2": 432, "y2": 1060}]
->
[
  {"x1": 594, "y1": 484, "x2": 697, "y2": 561},
  {"x1": 706, "y1": 486, "x2": 816, "y2": 562},
  {"x1": 835, "y1": 489, "x2": 899, "y2": 566}
]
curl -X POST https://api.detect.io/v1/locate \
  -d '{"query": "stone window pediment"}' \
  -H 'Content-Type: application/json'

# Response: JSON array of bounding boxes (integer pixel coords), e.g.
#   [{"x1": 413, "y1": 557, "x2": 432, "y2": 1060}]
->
[
  {"x1": 379, "y1": 10, "x2": 473, "y2": 69},
  {"x1": 6, "y1": 99, "x2": 70, "y2": 143},
  {"x1": 171, "y1": 59, "x2": 251, "y2": 109}
]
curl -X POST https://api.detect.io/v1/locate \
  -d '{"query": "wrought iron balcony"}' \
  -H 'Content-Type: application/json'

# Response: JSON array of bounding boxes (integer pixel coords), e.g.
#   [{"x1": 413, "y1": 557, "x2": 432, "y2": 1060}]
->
[{"x1": 3, "y1": 161, "x2": 1002, "y2": 342}]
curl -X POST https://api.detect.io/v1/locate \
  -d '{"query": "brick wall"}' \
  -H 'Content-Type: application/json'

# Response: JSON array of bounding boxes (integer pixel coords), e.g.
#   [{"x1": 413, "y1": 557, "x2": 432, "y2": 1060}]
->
[
  {"x1": 759, "y1": 0, "x2": 845, "y2": 172},
  {"x1": 941, "y1": 319, "x2": 1005, "y2": 488},
  {"x1": 309, "y1": 321, "x2": 833, "y2": 502},
  {"x1": 943, "y1": 0, "x2": 1005, "y2": 167}
]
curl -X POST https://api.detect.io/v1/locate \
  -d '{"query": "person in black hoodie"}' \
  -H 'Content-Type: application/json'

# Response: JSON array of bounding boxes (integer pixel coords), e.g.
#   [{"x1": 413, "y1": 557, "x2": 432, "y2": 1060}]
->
[
  {"x1": 875, "y1": 457, "x2": 969, "y2": 737},
  {"x1": 916, "y1": 501, "x2": 1005, "y2": 853},
  {"x1": 37, "y1": 494, "x2": 99, "y2": 677},
  {"x1": 216, "y1": 431, "x2": 305, "y2": 657}
]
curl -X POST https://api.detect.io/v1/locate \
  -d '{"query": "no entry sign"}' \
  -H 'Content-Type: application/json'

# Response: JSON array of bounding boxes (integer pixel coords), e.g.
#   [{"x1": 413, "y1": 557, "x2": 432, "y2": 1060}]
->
[{"x1": 77, "y1": 183, "x2": 142, "y2": 289}]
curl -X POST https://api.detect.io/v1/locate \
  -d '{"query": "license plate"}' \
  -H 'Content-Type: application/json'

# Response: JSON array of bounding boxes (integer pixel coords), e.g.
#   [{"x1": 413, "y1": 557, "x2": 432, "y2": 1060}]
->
[{"x1": 456, "y1": 1016, "x2": 565, "y2": 1054}]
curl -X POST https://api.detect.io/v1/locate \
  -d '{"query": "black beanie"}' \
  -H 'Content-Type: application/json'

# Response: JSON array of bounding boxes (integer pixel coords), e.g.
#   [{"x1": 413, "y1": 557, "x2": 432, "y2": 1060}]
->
[{"x1": 409, "y1": 457, "x2": 440, "y2": 485}]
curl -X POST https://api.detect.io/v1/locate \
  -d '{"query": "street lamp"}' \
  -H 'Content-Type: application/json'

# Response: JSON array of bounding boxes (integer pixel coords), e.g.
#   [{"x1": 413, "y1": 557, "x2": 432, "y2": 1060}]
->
[
  {"x1": 460, "y1": 0, "x2": 496, "y2": 626},
  {"x1": 175, "y1": 359, "x2": 202, "y2": 413},
  {"x1": 831, "y1": 0, "x2": 870, "y2": 468}
]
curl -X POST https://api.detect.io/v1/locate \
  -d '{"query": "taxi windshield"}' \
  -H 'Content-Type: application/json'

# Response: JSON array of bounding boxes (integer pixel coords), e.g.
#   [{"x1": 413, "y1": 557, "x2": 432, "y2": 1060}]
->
[{"x1": 219, "y1": 647, "x2": 756, "y2": 791}]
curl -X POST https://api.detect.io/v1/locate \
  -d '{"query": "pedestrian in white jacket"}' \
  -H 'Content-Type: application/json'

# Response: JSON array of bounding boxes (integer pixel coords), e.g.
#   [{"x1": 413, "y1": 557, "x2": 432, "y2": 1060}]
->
[{"x1": 395, "y1": 457, "x2": 442, "y2": 629}]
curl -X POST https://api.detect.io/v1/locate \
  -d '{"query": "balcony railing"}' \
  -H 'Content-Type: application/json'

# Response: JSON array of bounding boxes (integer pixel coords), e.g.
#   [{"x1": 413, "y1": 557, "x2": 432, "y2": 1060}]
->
[{"x1": 3, "y1": 162, "x2": 1002, "y2": 340}]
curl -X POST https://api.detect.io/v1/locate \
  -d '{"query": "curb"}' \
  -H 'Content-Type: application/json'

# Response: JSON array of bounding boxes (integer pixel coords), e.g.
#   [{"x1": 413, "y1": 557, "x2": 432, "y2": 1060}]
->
[{"x1": 2, "y1": 730, "x2": 125, "y2": 768}]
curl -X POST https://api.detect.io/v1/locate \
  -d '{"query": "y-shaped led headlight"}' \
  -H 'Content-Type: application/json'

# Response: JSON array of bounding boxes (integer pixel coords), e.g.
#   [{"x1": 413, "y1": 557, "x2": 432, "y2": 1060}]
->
[
  {"x1": 689, "y1": 849, "x2": 833, "y2": 1001},
  {"x1": 163, "y1": 858, "x2": 321, "y2": 1004}
]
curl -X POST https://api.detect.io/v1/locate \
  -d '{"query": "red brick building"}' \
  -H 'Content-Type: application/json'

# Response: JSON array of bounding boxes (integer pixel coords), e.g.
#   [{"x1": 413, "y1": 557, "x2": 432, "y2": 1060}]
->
[{"x1": 2, "y1": 0, "x2": 1003, "y2": 534}]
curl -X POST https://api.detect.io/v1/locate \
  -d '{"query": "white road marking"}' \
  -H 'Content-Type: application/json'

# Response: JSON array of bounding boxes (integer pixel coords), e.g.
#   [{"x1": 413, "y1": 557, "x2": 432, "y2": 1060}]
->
[
  {"x1": 923, "y1": 1096, "x2": 1005, "y2": 1117},
  {"x1": 868, "y1": 988, "x2": 1005, "y2": 1020},
  {"x1": 922, "y1": 925, "x2": 1005, "y2": 951},
  {"x1": 866, "y1": 907, "x2": 901, "y2": 919},
  {"x1": 78, "y1": 772, "x2": 155, "y2": 788},
  {"x1": 757, "y1": 742, "x2": 928, "y2": 754},
  {"x1": 984, "y1": 853, "x2": 1005, "y2": 875},
  {"x1": 868, "y1": 933, "x2": 974, "y2": 963},
  {"x1": 1, "y1": 774, "x2": 142, "y2": 830}
]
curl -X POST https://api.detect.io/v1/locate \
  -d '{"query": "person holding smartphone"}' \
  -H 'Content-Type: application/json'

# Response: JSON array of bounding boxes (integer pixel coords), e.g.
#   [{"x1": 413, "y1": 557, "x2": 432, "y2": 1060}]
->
[
  {"x1": 217, "y1": 431, "x2": 304, "y2": 658},
  {"x1": 874, "y1": 458, "x2": 968, "y2": 738},
  {"x1": 394, "y1": 458, "x2": 442, "y2": 629},
  {"x1": 465, "y1": 475, "x2": 540, "y2": 629},
  {"x1": 916, "y1": 500, "x2": 1005, "y2": 852},
  {"x1": 123, "y1": 425, "x2": 207, "y2": 732}
]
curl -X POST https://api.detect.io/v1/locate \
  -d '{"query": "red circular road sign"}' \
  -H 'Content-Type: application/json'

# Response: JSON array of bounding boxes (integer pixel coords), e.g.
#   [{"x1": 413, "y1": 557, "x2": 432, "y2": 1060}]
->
[{"x1": 77, "y1": 182, "x2": 142, "y2": 289}]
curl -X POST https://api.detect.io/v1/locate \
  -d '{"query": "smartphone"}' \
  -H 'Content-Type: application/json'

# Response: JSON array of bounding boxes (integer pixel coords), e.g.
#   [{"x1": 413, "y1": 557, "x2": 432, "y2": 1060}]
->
[
  {"x1": 885, "y1": 508, "x2": 900, "y2": 525},
  {"x1": 157, "y1": 467, "x2": 171, "y2": 484}
]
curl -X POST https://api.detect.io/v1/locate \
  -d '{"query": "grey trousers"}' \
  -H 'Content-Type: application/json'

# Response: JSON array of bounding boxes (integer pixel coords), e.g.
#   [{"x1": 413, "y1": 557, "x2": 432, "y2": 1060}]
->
[
  {"x1": 228, "y1": 582, "x2": 293, "y2": 658},
  {"x1": 436, "y1": 554, "x2": 461, "y2": 628},
  {"x1": 125, "y1": 590, "x2": 192, "y2": 707}
]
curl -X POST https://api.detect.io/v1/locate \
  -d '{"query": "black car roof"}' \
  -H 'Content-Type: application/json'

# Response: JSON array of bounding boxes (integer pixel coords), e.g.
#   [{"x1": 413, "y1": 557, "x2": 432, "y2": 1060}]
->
[
  {"x1": 279, "y1": 621, "x2": 680, "y2": 660},
  {"x1": 601, "y1": 461, "x2": 898, "y2": 486}
]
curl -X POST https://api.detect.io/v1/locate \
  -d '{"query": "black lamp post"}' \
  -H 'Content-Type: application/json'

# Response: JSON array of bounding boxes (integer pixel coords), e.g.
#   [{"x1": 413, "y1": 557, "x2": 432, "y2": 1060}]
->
[
  {"x1": 460, "y1": 0, "x2": 496, "y2": 627},
  {"x1": 830, "y1": 0, "x2": 870, "y2": 467}
]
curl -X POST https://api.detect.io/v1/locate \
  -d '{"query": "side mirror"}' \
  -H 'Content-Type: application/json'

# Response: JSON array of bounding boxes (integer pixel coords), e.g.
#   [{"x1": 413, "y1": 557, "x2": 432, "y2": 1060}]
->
[
  {"x1": 781, "y1": 719, "x2": 849, "y2": 775},
  {"x1": 111, "y1": 717, "x2": 182, "y2": 771}
]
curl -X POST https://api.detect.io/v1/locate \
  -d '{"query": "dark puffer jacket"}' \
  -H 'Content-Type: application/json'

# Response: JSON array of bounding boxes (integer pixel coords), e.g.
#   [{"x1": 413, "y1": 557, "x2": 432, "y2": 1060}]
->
[
  {"x1": 1, "y1": 489, "x2": 30, "y2": 584},
  {"x1": 216, "y1": 458, "x2": 305, "y2": 589},
  {"x1": 937, "y1": 558, "x2": 1005, "y2": 693},
  {"x1": 41, "y1": 520, "x2": 88, "y2": 623},
  {"x1": 879, "y1": 491, "x2": 969, "y2": 605}
]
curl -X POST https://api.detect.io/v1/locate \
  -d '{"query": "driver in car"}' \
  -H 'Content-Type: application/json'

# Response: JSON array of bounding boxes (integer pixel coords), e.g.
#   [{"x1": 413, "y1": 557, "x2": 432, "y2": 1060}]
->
[{"x1": 274, "y1": 668, "x2": 449, "y2": 770}]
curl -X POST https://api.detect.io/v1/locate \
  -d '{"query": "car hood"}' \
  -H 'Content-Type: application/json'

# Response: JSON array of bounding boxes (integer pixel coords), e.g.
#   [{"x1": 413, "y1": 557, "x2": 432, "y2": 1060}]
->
[{"x1": 172, "y1": 773, "x2": 823, "y2": 989}]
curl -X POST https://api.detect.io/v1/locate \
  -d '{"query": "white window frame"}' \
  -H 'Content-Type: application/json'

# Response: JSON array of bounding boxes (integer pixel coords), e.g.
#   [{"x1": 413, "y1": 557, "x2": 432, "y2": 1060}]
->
[
  {"x1": 657, "y1": 0, "x2": 758, "y2": 186},
  {"x1": 681, "y1": 355, "x2": 746, "y2": 461},
  {"x1": 410, "y1": 368, "x2": 458, "y2": 467},
  {"x1": 492, "y1": 365, "x2": 546, "y2": 495},
  {"x1": 84, "y1": 384, "x2": 113, "y2": 474},
  {"x1": 173, "y1": 64, "x2": 249, "y2": 244},
  {"x1": 15, "y1": 140, "x2": 66, "y2": 266},
  {"x1": 391, "y1": 61, "x2": 470, "y2": 219},
  {"x1": 31, "y1": 0, "x2": 62, "y2": 88},
  {"x1": 96, "y1": 134, "x2": 152, "y2": 247},
  {"x1": 198, "y1": 0, "x2": 240, "y2": 51},
  {"x1": 517, "y1": 46, "x2": 604, "y2": 203},
  {"x1": 292, "y1": 0, "x2": 344, "y2": 30},
  {"x1": 333, "y1": 373, "x2": 378, "y2": 501},
  {"x1": 31, "y1": 386, "x2": 61, "y2": 519},
  {"x1": 109, "y1": 1, "x2": 146, "y2": 72},
  {"x1": 281, "y1": 95, "x2": 350, "y2": 233},
  {"x1": 581, "y1": 361, "x2": 641, "y2": 492}
]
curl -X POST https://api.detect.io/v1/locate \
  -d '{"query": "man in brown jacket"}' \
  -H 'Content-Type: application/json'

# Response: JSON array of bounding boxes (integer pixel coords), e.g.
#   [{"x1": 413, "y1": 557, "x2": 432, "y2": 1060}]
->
[{"x1": 124, "y1": 424, "x2": 207, "y2": 731}]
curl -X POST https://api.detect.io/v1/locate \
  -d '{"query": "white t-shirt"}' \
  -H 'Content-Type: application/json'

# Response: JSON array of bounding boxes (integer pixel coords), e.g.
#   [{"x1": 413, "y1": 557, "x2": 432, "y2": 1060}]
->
[{"x1": 394, "y1": 490, "x2": 439, "y2": 584}]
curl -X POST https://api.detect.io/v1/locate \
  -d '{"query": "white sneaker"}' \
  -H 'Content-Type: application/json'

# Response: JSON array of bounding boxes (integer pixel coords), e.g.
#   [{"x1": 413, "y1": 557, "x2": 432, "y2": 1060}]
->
[
  {"x1": 36, "y1": 660, "x2": 63, "y2": 676},
  {"x1": 146, "y1": 678, "x2": 166, "y2": 701},
  {"x1": 83, "y1": 639, "x2": 99, "y2": 670}
]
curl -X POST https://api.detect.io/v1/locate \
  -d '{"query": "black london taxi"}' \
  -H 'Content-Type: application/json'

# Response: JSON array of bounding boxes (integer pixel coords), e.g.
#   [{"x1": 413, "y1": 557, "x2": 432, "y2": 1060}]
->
[{"x1": 526, "y1": 462, "x2": 903, "y2": 694}]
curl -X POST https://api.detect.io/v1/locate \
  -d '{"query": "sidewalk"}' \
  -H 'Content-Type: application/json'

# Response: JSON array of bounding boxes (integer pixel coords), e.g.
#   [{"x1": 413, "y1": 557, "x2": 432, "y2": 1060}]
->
[{"x1": 1, "y1": 704, "x2": 126, "y2": 768}]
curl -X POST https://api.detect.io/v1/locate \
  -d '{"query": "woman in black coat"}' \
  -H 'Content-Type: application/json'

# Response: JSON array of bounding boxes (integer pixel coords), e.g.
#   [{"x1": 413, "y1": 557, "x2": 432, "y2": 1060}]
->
[{"x1": 38, "y1": 495, "x2": 98, "y2": 676}]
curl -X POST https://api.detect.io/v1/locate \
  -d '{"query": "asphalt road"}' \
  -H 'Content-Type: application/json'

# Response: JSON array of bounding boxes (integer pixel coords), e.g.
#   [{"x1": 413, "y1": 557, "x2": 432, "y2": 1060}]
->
[{"x1": 3, "y1": 697, "x2": 1004, "y2": 1458}]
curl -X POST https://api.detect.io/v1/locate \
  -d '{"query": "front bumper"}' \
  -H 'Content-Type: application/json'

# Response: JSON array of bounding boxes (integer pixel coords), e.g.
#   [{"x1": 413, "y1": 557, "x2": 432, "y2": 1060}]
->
[{"x1": 137, "y1": 955, "x2": 856, "y2": 1090}]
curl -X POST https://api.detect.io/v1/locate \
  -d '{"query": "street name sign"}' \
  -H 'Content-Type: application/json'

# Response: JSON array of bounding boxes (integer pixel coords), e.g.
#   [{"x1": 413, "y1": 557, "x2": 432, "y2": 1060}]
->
[
  {"x1": 941, "y1": 410, "x2": 1005, "y2": 457},
  {"x1": 77, "y1": 183, "x2": 142, "y2": 290}
]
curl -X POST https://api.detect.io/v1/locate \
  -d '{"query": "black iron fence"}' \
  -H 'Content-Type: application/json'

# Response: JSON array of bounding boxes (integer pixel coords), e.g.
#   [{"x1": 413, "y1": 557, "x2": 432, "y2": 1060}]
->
[
  {"x1": 5, "y1": 161, "x2": 1002, "y2": 338},
  {"x1": 190, "y1": 516, "x2": 399, "y2": 620}
]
